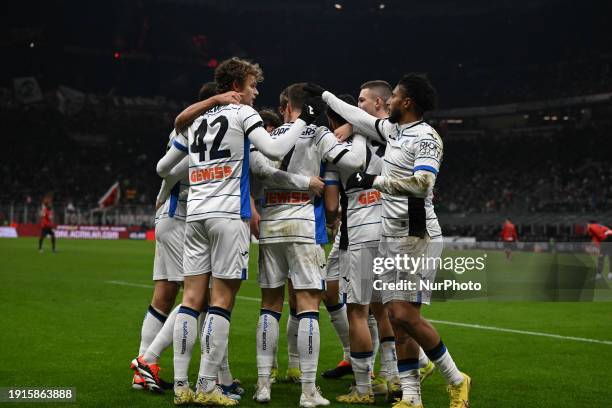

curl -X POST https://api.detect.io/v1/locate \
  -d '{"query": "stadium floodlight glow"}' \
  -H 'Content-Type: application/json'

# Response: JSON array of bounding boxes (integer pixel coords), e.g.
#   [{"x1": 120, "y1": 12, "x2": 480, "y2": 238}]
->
[
  {"x1": 29, "y1": 42, "x2": 35, "y2": 48},
  {"x1": 379, "y1": 3, "x2": 385, "y2": 9},
  {"x1": 334, "y1": 3, "x2": 342, "y2": 10}
]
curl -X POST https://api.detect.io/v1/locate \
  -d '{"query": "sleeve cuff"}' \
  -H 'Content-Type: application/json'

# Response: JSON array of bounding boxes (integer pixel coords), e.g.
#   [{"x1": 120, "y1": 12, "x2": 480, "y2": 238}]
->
[{"x1": 373, "y1": 176, "x2": 384, "y2": 190}]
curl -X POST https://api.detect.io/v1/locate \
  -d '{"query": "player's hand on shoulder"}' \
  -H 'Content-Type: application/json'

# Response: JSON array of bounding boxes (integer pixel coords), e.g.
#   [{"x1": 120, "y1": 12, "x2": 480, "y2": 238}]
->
[
  {"x1": 214, "y1": 91, "x2": 242, "y2": 106},
  {"x1": 303, "y1": 82, "x2": 326, "y2": 97},
  {"x1": 299, "y1": 96, "x2": 325, "y2": 124},
  {"x1": 308, "y1": 176, "x2": 325, "y2": 197},
  {"x1": 346, "y1": 172, "x2": 376, "y2": 190},
  {"x1": 334, "y1": 123, "x2": 353, "y2": 142}
]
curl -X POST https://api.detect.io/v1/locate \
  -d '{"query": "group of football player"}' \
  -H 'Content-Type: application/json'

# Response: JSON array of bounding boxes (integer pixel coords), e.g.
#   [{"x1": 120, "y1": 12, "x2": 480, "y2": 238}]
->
[{"x1": 129, "y1": 56, "x2": 471, "y2": 408}]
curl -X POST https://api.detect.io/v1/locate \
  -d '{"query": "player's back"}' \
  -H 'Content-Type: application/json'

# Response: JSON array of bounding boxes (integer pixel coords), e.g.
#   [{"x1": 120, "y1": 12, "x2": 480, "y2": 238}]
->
[
  {"x1": 259, "y1": 123, "x2": 332, "y2": 245},
  {"x1": 185, "y1": 103, "x2": 262, "y2": 222}
]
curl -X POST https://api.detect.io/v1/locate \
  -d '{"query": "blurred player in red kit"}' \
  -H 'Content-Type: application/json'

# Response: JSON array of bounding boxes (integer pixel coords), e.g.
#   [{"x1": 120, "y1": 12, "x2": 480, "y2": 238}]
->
[
  {"x1": 39, "y1": 194, "x2": 56, "y2": 253},
  {"x1": 586, "y1": 220, "x2": 612, "y2": 280},
  {"x1": 501, "y1": 218, "x2": 518, "y2": 261}
]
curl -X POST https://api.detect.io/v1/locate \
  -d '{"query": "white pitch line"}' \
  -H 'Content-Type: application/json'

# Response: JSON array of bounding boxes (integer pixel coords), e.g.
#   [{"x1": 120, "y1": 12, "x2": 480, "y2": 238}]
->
[
  {"x1": 106, "y1": 280, "x2": 612, "y2": 346},
  {"x1": 428, "y1": 319, "x2": 612, "y2": 345}
]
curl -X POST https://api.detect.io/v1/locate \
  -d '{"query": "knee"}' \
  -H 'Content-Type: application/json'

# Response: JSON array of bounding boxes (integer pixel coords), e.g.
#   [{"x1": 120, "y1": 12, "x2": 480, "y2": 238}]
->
[{"x1": 388, "y1": 304, "x2": 421, "y2": 330}]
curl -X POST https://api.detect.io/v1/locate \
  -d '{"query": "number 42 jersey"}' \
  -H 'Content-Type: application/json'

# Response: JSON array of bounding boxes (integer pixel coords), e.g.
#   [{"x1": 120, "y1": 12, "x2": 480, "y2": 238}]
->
[{"x1": 178, "y1": 103, "x2": 263, "y2": 222}]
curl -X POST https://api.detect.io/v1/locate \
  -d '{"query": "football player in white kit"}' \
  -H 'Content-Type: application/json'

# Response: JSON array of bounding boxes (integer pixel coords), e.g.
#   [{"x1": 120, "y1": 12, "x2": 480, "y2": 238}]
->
[
  {"x1": 153, "y1": 58, "x2": 322, "y2": 406},
  {"x1": 319, "y1": 94, "x2": 384, "y2": 404},
  {"x1": 333, "y1": 81, "x2": 434, "y2": 397},
  {"x1": 305, "y1": 75, "x2": 471, "y2": 408},
  {"x1": 130, "y1": 88, "x2": 241, "y2": 393},
  {"x1": 251, "y1": 83, "x2": 367, "y2": 408}
]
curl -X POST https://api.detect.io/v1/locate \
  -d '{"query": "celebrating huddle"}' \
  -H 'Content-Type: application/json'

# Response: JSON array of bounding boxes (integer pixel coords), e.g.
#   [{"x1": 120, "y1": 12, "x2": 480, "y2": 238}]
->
[{"x1": 130, "y1": 57, "x2": 471, "y2": 408}]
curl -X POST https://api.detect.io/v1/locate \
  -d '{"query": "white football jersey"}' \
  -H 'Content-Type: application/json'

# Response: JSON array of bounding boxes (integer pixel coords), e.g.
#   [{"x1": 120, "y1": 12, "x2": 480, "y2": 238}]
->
[
  {"x1": 373, "y1": 119, "x2": 443, "y2": 239},
  {"x1": 155, "y1": 130, "x2": 189, "y2": 224},
  {"x1": 250, "y1": 126, "x2": 283, "y2": 209},
  {"x1": 259, "y1": 123, "x2": 350, "y2": 244},
  {"x1": 182, "y1": 104, "x2": 263, "y2": 222},
  {"x1": 325, "y1": 142, "x2": 383, "y2": 249}
]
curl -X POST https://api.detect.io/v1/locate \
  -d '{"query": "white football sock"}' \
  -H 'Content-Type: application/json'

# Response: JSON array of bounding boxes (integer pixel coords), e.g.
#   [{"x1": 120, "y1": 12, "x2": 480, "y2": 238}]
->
[
  {"x1": 380, "y1": 337, "x2": 399, "y2": 380},
  {"x1": 327, "y1": 302, "x2": 350, "y2": 361},
  {"x1": 298, "y1": 311, "x2": 320, "y2": 394},
  {"x1": 418, "y1": 347, "x2": 430, "y2": 368},
  {"x1": 350, "y1": 351, "x2": 373, "y2": 394},
  {"x1": 287, "y1": 309, "x2": 300, "y2": 369},
  {"x1": 144, "y1": 304, "x2": 180, "y2": 363},
  {"x1": 218, "y1": 344, "x2": 233, "y2": 386},
  {"x1": 173, "y1": 305, "x2": 199, "y2": 386},
  {"x1": 398, "y1": 359, "x2": 421, "y2": 404},
  {"x1": 257, "y1": 309, "x2": 281, "y2": 388},
  {"x1": 368, "y1": 314, "x2": 379, "y2": 368},
  {"x1": 197, "y1": 307, "x2": 231, "y2": 393},
  {"x1": 426, "y1": 340, "x2": 463, "y2": 385},
  {"x1": 139, "y1": 305, "x2": 167, "y2": 356}
]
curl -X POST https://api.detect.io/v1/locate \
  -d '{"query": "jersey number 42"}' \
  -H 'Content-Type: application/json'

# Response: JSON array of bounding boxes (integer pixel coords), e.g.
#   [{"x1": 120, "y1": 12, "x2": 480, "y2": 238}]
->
[{"x1": 190, "y1": 116, "x2": 231, "y2": 162}]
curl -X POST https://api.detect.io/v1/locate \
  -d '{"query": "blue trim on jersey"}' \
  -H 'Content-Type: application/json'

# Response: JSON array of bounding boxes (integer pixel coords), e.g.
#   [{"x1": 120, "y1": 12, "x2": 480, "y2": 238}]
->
[
  {"x1": 172, "y1": 140, "x2": 188, "y2": 153},
  {"x1": 313, "y1": 161, "x2": 328, "y2": 244},
  {"x1": 241, "y1": 268, "x2": 247, "y2": 280},
  {"x1": 324, "y1": 180, "x2": 340, "y2": 186},
  {"x1": 413, "y1": 165, "x2": 438, "y2": 174},
  {"x1": 240, "y1": 136, "x2": 252, "y2": 219},
  {"x1": 169, "y1": 182, "x2": 180, "y2": 217}
]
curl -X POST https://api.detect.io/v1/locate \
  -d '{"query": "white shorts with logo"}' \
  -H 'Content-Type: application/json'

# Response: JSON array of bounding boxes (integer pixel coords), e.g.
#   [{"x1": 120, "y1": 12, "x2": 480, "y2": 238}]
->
[
  {"x1": 258, "y1": 242, "x2": 326, "y2": 290},
  {"x1": 378, "y1": 235, "x2": 443, "y2": 305},
  {"x1": 325, "y1": 233, "x2": 346, "y2": 281},
  {"x1": 153, "y1": 217, "x2": 186, "y2": 282},
  {"x1": 183, "y1": 218, "x2": 250, "y2": 280},
  {"x1": 340, "y1": 245, "x2": 382, "y2": 305}
]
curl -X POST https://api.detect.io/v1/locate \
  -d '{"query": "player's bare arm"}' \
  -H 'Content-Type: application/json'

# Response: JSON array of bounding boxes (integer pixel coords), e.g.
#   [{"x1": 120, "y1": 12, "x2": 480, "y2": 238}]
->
[
  {"x1": 334, "y1": 123, "x2": 353, "y2": 142},
  {"x1": 174, "y1": 91, "x2": 241, "y2": 133}
]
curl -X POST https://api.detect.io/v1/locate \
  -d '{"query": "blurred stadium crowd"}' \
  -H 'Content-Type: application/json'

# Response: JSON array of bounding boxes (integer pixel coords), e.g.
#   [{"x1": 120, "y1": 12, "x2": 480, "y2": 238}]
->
[{"x1": 2, "y1": 0, "x2": 611, "y2": 240}]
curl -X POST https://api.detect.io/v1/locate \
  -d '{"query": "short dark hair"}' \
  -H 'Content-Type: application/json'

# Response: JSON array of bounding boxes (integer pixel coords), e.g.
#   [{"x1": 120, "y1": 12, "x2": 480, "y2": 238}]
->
[
  {"x1": 326, "y1": 94, "x2": 356, "y2": 126},
  {"x1": 198, "y1": 82, "x2": 217, "y2": 101},
  {"x1": 360, "y1": 80, "x2": 392, "y2": 102},
  {"x1": 259, "y1": 109, "x2": 282, "y2": 129},
  {"x1": 279, "y1": 87, "x2": 289, "y2": 111},
  {"x1": 215, "y1": 57, "x2": 263, "y2": 93},
  {"x1": 287, "y1": 82, "x2": 309, "y2": 110},
  {"x1": 397, "y1": 73, "x2": 437, "y2": 115}
]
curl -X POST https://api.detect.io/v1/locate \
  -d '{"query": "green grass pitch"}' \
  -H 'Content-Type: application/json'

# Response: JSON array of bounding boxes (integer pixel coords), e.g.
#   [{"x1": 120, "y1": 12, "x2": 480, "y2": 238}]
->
[{"x1": 1, "y1": 238, "x2": 611, "y2": 407}]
